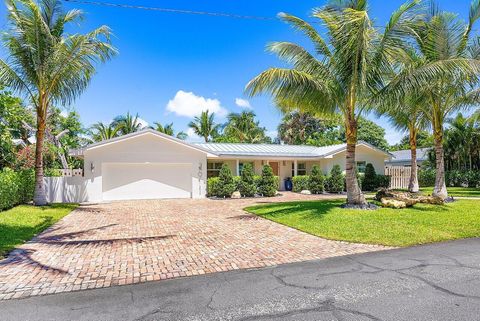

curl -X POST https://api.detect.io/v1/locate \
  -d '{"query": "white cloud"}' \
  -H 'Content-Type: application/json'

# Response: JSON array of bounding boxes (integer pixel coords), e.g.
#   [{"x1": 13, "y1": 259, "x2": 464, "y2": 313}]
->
[
  {"x1": 166, "y1": 90, "x2": 227, "y2": 118},
  {"x1": 186, "y1": 128, "x2": 204, "y2": 142},
  {"x1": 385, "y1": 131, "x2": 404, "y2": 145},
  {"x1": 235, "y1": 98, "x2": 252, "y2": 109}
]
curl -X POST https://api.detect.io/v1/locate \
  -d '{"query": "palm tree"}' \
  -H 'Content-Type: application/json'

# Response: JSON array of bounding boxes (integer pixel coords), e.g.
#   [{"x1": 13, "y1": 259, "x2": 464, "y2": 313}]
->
[
  {"x1": 154, "y1": 122, "x2": 187, "y2": 140},
  {"x1": 89, "y1": 122, "x2": 120, "y2": 142},
  {"x1": 0, "y1": 0, "x2": 116, "y2": 205},
  {"x1": 245, "y1": 0, "x2": 419, "y2": 205},
  {"x1": 222, "y1": 111, "x2": 269, "y2": 143},
  {"x1": 383, "y1": 1, "x2": 480, "y2": 199},
  {"x1": 113, "y1": 112, "x2": 143, "y2": 135},
  {"x1": 188, "y1": 110, "x2": 219, "y2": 142}
]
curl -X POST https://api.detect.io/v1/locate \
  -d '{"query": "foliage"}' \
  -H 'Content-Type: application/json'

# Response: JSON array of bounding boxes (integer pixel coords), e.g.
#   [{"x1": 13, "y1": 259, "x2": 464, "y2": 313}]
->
[
  {"x1": 258, "y1": 165, "x2": 277, "y2": 197},
  {"x1": 418, "y1": 168, "x2": 437, "y2": 187},
  {"x1": 309, "y1": 165, "x2": 325, "y2": 194},
  {"x1": 0, "y1": 203, "x2": 77, "y2": 258},
  {"x1": 278, "y1": 112, "x2": 340, "y2": 145},
  {"x1": 0, "y1": 168, "x2": 34, "y2": 211},
  {"x1": 376, "y1": 175, "x2": 391, "y2": 189},
  {"x1": 188, "y1": 110, "x2": 220, "y2": 142},
  {"x1": 292, "y1": 175, "x2": 310, "y2": 193},
  {"x1": 239, "y1": 163, "x2": 257, "y2": 197},
  {"x1": 14, "y1": 144, "x2": 58, "y2": 170},
  {"x1": 326, "y1": 165, "x2": 344, "y2": 193},
  {"x1": 207, "y1": 177, "x2": 221, "y2": 197},
  {"x1": 216, "y1": 111, "x2": 271, "y2": 144},
  {"x1": 390, "y1": 131, "x2": 433, "y2": 151},
  {"x1": 90, "y1": 122, "x2": 121, "y2": 142},
  {"x1": 246, "y1": 199, "x2": 480, "y2": 247},
  {"x1": 419, "y1": 168, "x2": 480, "y2": 188},
  {"x1": 339, "y1": 118, "x2": 390, "y2": 151},
  {"x1": 154, "y1": 122, "x2": 187, "y2": 140},
  {"x1": 112, "y1": 112, "x2": 143, "y2": 135},
  {"x1": 362, "y1": 163, "x2": 377, "y2": 191},
  {"x1": 217, "y1": 164, "x2": 236, "y2": 198}
]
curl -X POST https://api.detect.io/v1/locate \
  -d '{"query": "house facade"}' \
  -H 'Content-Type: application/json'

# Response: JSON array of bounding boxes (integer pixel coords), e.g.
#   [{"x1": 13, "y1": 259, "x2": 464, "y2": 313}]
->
[
  {"x1": 59, "y1": 129, "x2": 391, "y2": 203},
  {"x1": 385, "y1": 148, "x2": 430, "y2": 167}
]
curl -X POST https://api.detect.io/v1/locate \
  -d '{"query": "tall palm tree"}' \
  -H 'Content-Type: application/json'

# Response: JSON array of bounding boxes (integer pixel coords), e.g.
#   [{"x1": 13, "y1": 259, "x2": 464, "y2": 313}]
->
[
  {"x1": 153, "y1": 122, "x2": 187, "y2": 140},
  {"x1": 223, "y1": 111, "x2": 269, "y2": 143},
  {"x1": 245, "y1": 0, "x2": 419, "y2": 205},
  {"x1": 188, "y1": 110, "x2": 219, "y2": 142},
  {"x1": 383, "y1": 1, "x2": 480, "y2": 199},
  {"x1": 0, "y1": 0, "x2": 116, "y2": 205},
  {"x1": 89, "y1": 122, "x2": 120, "y2": 142},
  {"x1": 113, "y1": 112, "x2": 143, "y2": 135}
]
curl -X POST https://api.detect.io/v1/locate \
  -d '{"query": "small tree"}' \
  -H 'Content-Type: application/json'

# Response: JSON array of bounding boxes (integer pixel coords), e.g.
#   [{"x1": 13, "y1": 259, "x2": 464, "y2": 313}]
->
[
  {"x1": 218, "y1": 164, "x2": 236, "y2": 198},
  {"x1": 362, "y1": 163, "x2": 377, "y2": 191},
  {"x1": 239, "y1": 163, "x2": 256, "y2": 197},
  {"x1": 258, "y1": 165, "x2": 277, "y2": 197},
  {"x1": 327, "y1": 165, "x2": 344, "y2": 193},
  {"x1": 309, "y1": 165, "x2": 324, "y2": 194}
]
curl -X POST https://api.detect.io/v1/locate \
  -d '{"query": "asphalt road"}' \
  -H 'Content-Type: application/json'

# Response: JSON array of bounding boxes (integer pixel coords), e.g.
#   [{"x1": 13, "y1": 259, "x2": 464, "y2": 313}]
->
[{"x1": 1, "y1": 238, "x2": 480, "y2": 321}]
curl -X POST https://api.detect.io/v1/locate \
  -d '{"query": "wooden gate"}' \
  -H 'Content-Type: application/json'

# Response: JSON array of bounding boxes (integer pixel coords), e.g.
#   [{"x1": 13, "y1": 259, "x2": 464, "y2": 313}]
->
[{"x1": 385, "y1": 166, "x2": 411, "y2": 189}]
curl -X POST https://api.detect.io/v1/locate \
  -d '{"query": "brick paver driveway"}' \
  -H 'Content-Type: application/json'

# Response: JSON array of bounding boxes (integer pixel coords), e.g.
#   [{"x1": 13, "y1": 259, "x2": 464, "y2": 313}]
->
[{"x1": 0, "y1": 193, "x2": 389, "y2": 300}]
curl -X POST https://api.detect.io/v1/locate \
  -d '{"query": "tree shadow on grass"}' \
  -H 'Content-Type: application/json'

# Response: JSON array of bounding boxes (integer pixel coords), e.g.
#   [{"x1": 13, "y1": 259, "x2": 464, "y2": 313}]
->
[{"x1": 247, "y1": 200, "x2": 343, "y2": 219}]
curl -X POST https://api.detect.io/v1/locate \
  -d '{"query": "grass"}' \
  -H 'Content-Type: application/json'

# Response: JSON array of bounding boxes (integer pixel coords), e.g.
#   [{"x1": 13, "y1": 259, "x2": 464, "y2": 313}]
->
[
  {"x1": 245, "y1": 199, "x2": 480, "y2": 247},
  {"x1": 419, "y1": 187, "x2": 480, "y2": 198},
  {"x1": 0, "y1": 204, "x2": 78, "y2": 258}
]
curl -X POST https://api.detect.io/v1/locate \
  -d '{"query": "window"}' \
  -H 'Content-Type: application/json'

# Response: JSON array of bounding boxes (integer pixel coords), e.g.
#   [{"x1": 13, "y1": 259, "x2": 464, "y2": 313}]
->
[
  {"x1": 207, "y1": 162, "x2": 223, "y2": 178},
  {"x1": 239, "y1": 162, "x2": 254, "y2": 175},
  {"x1": 356, "y1": 161, "x2": 366, "y2": 173},
  {"x1": 292, "y1": 162, "x2": 307, "y2": 176}
]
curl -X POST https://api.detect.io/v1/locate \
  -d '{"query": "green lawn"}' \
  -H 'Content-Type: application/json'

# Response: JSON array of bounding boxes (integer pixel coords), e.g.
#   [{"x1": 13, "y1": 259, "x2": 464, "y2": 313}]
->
[
  {"x1": 0, "y1": 204, "x2": 77, "y2": 258},
  {"x1": 419, "y1": 187, "x2": 480, "y2": 198},
  {"x1": 245, "y1": 199, "x2": 480, "y2": 247}
]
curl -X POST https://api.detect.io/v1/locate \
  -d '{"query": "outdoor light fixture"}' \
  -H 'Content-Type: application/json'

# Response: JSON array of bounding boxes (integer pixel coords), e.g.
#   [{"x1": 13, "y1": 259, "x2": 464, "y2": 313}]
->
[{"x1": 90, "y1": 162, "x2": 95, "y2": 173}]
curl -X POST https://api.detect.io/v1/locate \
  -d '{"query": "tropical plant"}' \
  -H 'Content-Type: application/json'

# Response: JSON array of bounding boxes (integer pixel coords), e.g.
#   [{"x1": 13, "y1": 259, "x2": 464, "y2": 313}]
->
[
  {"x1": 112, "y1": 112, "x2": 143, "y2": 135},
  {"x1": 382, "y1": 1, "x2": 480, "y2": 199},
  {"x1": 188, "y1": 110, "x2": 220, "y2": 142},
  {"x1": 219, "y1": 111, "x2": 270, "y2": 143},
  {"x1": 89, "y1": 122, "x2": 120, "y2": 142},
  {"x1": 154, "y1": 122, "x2": 187, "y2": 140},
  {"x1": 0, "y1": 0, "x2": 115, "y2": 205},
  {"x1": 245, "y1": 0, "x2": 419, "y2": 205}
]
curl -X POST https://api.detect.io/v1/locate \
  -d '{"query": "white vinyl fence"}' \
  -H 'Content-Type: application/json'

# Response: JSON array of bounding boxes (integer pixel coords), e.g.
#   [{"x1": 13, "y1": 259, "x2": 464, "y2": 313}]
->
[
  {"x1": 44, "y1": 176, "x2": 89, "y2": 203},
  {"x1": 385, "y1": 166, "x2": 411, "y2": 189}
]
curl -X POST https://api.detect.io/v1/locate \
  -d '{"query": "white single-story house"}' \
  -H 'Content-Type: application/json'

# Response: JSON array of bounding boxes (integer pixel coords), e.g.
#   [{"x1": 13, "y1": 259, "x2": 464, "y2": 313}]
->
[
  {"x1": 58, "y1": 129, "x2": 391, "y2": 203},
  {"x1": 385, "y1": 148, "x2": 430, "y2": 167}
]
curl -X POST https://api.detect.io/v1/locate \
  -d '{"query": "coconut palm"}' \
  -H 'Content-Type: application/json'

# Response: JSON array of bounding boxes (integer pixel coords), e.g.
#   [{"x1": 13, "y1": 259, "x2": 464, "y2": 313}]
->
[
  {"x1": 89, "y1": 122, "x2": 120, "y2": 142},
  {"x1": 245, "y1": 0, "x2": 420, "y2": 205},
  {"x1": 383, "y1": 1, "x2": 480, "y2": 198},
  {"x1": 154, "y1": 122, "x2": 187, "y2": 140},
  {"x1": 188, "y1": 110, "x2": 219, "y2": 142},
  {"x1": 221, "y1": 111, "x2": 269, "y2": 143},
  {"x1": 112, "y1": 112, "x2": 143, "y2": 135},
  {"x1": 0, "y1": 0, "x2": 116, "y2": 205}
]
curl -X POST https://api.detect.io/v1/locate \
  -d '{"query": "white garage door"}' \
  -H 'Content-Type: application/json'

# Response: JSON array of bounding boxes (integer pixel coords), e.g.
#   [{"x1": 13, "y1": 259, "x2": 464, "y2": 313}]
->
[{"x1": 102, "y1": 163, "x2": 192, "y2": 201}]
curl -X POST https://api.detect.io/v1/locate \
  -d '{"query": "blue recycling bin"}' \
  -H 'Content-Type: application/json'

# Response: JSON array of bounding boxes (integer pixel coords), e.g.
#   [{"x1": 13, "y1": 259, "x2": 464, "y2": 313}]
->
[{"x1": 284, "y1": 177, "x2": 293, "y2": 191}]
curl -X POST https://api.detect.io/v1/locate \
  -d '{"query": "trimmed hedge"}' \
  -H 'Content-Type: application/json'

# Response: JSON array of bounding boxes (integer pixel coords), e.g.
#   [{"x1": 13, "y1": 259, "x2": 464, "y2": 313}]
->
[
  {"x1": 292, "y1": 175, "x2": 309, "y2": 193},
  {"x1": 309, "y1": 165, "x2": 325, "y2": 194},
  {"x1": 239, "y1": 163, "x2": 256, "y2": 197},
  {"x1": 0, "y1": 168, "x2": 34, "y2": 211},
  {"x1": 326, "y1": 165, "x2": 344, "y2": 193},
  {"x1": 258, "y1": 165, "x2": 277, "y2": 197},
  {"x1": 419, "y1": 168, "x2": 480, "y2": 187}
]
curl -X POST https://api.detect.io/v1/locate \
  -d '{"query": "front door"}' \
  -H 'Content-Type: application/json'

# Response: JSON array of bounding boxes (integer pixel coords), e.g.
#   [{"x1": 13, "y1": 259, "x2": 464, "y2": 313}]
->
[{"x1": 269, "y1": 162, "x2": 279, "y2": 176}]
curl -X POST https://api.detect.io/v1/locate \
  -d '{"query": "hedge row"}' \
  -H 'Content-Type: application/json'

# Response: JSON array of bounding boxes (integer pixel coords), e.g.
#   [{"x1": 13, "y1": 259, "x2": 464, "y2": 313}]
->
[
  {"x1": 0, "y1": 168, "x2": 35, "y2": 211},
  {"x1": 419, "y1": 169, "x2": 480, "y2": 187},
  {"x1": 207, "y1": 163, "x2": 279, "y2": 198}
]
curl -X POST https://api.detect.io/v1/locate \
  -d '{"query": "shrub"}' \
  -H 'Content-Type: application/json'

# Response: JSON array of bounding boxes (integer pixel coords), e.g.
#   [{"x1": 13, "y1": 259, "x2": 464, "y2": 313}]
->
[
  {"x1": 258, "y1": 165, "x2": 277, "y2": 197},
  {"x1": 309, "y1": 165, "x2": 324, "y2": 194},
  {"x1": 239, "y1": 163, "x2": 256, "y2": 197},
  {"x1": 217, "y1": 164, "x2": 236, "y2": 198},
  {"x1": 362, "y1": 163, "x2": 377, "y2": 191},
  {"x1": 326, "y1": 165, "x2": 344, "y2": 193},
  {"x1": 0, "y1": 168, "x2": 34, "y2": 211},
  {"x1": 418, "y1": 168, "x2": 436, "y2": 187},
  {"x1": 376, "y1": 175, "x2": 391, "y2": 189},
  {"x1": 292, "y1": 175, "x2": 310, "y2": 193},
  {"x1": 207, "y1": 177, "x2": 221, "y2": 197}
]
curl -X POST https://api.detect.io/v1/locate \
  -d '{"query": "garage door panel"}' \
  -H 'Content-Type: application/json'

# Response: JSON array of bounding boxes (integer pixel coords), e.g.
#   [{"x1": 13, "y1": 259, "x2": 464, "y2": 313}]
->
[{"x1": 102, "y1": 163, "x2": 192, "y2": 200}]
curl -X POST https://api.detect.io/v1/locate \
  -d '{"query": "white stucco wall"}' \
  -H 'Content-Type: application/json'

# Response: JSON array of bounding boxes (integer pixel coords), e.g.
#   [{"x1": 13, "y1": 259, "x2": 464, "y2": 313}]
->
[
  {"x1": 82, "y1": 132, "x2": 208, "y2": 202},
  {"x1": 44, "y1": 177, "x2": 89, "y2": 203},
  {"x1": 321, "y1": 145, "x2": 387, "y2": 174}
]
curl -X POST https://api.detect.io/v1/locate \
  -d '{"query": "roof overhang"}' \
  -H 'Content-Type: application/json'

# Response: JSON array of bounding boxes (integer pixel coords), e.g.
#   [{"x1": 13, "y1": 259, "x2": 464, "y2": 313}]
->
[{"x1": 69, "y1": 129, "x2": 218, "y2": 158}]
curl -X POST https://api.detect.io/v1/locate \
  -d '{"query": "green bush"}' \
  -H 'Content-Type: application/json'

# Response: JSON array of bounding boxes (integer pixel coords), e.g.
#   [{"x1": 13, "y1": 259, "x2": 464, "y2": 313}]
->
[
  {"x1": 0, "y1": 168, "x2": 35, "y2": 211},
  {"x1": 217, "y1": 164, "x2": 236, "y2": 198},
  {"x1": 362, "y1": 163, "x2": 377, "y2": 191},
  {"x1": 309, "y1": 165, "x2": 325, "y2": 194},
  {"x1": 326, "y1": 165, "x2": 344, "y2": 193},
  {"x1": 207, "y1": 177, "x2": 221, "y2": 197},
  {"x1": 376, "y1": 175, "x2": 391, "y2": 189},
  {"x1": 418, "y1": 169, "x2": 480, "y2": 188},
  {"x1": 44, "y1": 168, "x2": 62, "y2": 177},
  {"x1": 258, "y1": 165, "x2": 277, "y2": 197},
  {"x1": 293, "y1": 175, "x2": 310, "y2": 192},
  {"x1": 418, "y1": 168, "x2": 436, "y2": 187},
  {"x1": 239, "y1": 163, "x2": 256, "y2": 197}
]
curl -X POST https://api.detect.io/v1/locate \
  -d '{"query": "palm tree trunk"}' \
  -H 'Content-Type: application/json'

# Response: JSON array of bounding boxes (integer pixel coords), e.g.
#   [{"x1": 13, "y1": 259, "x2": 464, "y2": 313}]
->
[
  {"x1": 33, "y1": 111, "x2": 48, "y2": 206},
  {"x1": 345, "y1": 117, "x2": 366, "y2": 205},
  {"x1": 432, "y1": 124, "x2": 448, "y2": 199},
  {"x1": 408, "y1": 127, "x2": 419, "y2": 193}
]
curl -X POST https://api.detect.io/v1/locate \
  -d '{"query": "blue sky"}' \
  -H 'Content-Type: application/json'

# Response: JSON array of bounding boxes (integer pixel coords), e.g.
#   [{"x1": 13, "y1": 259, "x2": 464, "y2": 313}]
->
[{"x1": 0, "y1": 0, "x2": 471, "y2": 143}]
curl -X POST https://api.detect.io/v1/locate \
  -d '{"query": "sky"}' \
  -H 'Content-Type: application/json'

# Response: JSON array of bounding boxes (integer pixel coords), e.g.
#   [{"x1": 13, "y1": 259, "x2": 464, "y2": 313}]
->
[{"x1": 0, "y1": 0, "x2": 472, "y2": 143}]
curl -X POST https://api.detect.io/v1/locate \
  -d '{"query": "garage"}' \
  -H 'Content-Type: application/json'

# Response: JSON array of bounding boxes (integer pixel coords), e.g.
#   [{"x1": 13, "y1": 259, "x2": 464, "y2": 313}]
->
[{"x1": 102, "y1": 163, "x2": 193, "y2": 201}]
